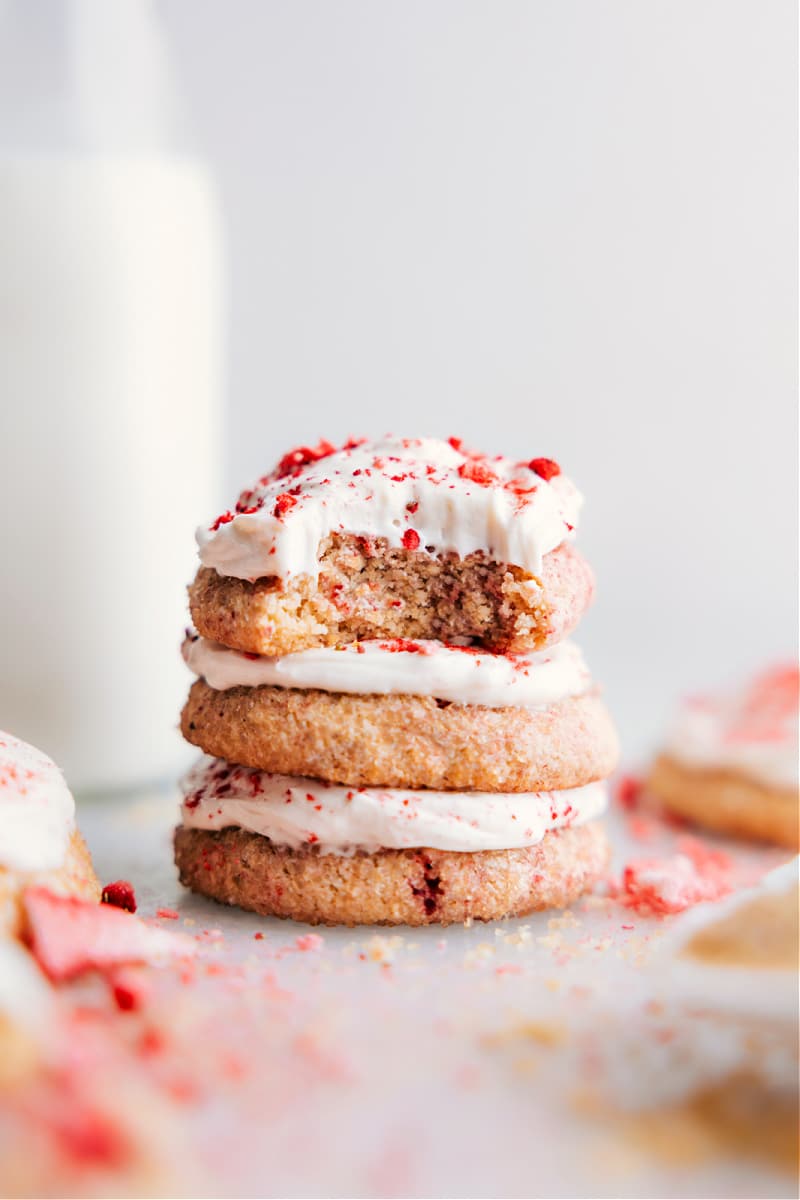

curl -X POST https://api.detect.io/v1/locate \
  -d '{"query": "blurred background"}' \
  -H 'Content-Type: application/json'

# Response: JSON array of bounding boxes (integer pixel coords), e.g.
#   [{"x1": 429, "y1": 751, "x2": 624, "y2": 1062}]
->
[{"x1": 0, "y1": 0, "x2": 796, "y2": 787}]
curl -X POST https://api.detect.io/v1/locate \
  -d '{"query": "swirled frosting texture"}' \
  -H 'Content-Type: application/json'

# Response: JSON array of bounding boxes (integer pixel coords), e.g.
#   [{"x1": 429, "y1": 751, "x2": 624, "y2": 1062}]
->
[
  {"x1": 182, "y1": 633, "x2": 591, "y2": 709},
  {"x1": 197, "y1": 436, "x2": 582, "y2": 582},
  {"x1": 0, "y1": 730, "x2": 75, "y2": 871},
  {"x1": 180, "y1": 757, "x2": 607, "y2": 854}
]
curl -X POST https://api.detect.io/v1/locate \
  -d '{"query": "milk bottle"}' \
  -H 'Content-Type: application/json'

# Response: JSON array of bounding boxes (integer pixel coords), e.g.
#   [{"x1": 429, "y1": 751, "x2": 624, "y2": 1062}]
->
[{"x1": 0, "y1": 1, "x2": 225, "y2": 790}]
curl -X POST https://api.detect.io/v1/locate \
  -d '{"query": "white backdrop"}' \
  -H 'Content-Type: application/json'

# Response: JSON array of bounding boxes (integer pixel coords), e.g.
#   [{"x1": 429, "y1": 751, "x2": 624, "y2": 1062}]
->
[{"x1": 162, "y1": 0, "x2": 797, "y2": 759}]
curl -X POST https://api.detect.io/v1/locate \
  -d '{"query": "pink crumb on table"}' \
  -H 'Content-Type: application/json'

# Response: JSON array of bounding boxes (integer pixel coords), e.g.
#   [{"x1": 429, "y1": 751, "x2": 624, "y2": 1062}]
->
[
  {"x1": 618, "y1": 851, "x2": 732, "y2": 916},
  {"x1": 156, "y1": 908, "x2": 180, "y2": 920},
  {"x1": 615, "y1": 774, "x2": 643, "y2": 811},
  {"x1": 295, "y1": 933, "x2": 323, "y2": 952}
]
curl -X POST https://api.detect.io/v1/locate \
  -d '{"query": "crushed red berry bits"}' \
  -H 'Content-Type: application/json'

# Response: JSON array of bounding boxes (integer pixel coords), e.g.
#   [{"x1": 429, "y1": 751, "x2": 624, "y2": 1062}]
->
[
  {"x1": 101, "y1": 880, "x2": 137, "y2": 913},
  {"x1": 528, "y1": 457, "x2": 561, "y2": 481}
]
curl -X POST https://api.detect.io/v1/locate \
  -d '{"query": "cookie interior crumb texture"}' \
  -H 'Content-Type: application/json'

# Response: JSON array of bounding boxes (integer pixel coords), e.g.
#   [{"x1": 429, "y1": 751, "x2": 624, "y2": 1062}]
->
[{"x1": 189, "y1": 536, "x2": 594, "y2": 656}]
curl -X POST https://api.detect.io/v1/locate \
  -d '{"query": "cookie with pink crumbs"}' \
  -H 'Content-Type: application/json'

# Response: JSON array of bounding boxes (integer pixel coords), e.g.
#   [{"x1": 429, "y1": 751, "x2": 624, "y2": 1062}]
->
[
  {"x1": 190, "y1": 436, "x2": 593, "y2": 656},
  {"x1": 173, "y1": 820, "x2": 610, "y2": 926},
  {"x1": 647, "y1": 665, "x2": 799, "y2": 849},
  {"x1": 0, "y1": 731, "x2": 101, "y2": 939},
  {"x1": 189, "y1": 537, "x2": 594, "y2": 657},
  {"x1": 180, "y1": 679, "x2": 619, "y2": 792}
]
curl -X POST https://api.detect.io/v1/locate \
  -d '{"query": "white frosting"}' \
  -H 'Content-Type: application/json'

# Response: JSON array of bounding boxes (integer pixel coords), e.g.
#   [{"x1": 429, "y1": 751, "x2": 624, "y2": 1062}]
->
[
  {"x1": 182, "y1": 634, "x2": 591, "y2": 709},
  {"x1": 197, "y1": 435, "x2": 582, "y2": 582},
  {"x1": 666, "y1": 665, "x2": 799, "y2": 790},
  {"x1": 0, "y1": 731, "x2": 75, "y2": 871},
  {"x1": 0, "y1": 940, "x2": 53, "y2": 1029},
  {"x1": 180, "y1": 757, "x2": 607, "y2": 854}
]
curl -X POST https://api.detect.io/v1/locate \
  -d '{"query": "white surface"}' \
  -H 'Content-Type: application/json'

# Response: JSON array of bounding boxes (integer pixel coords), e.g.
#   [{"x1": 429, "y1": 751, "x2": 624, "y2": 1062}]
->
[
  {"x1": 79, "y1": 789, "x2": 795, "y2": 1199},
  {"x1": 161, "y1": 0, "x2": 798, "y2": 762}
]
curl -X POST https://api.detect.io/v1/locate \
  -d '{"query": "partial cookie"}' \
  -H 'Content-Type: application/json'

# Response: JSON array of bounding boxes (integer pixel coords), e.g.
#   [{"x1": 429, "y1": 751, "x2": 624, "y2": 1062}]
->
[
  {"x1": 647, "y1": 665, "x2": 799, "y2": 848},
  {"x1": 648, "y1": 754, "x2": 798, "y2": 849},
  {"x1": 0, "y1": 731, "x2": 101, "y2": 938},
  {"x1": 181, "y1": 680, "x2": 618, "y2": 791},
  {"x1": 174, "y1": 820, "x2": 610, "y2": 926},
  {"x1": 190, "y1": 537, "x2": 594, "y2": 657},
  {"x1": 191, "y1": 436, "x2": 592, "y2": 655}
]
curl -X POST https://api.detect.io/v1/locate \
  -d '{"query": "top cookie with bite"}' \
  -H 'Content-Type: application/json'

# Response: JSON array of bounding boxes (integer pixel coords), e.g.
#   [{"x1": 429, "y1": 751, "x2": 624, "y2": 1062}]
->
[{"x1": 189, "y1": 436, "x2": 594, "y2": 655}]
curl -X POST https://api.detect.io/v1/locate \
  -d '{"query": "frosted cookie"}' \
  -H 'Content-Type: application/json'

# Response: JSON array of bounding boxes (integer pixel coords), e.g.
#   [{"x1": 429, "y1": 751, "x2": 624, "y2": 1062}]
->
[
  {"x1": 647, "y1": 665, "x2": 799, "y2": 847},
  {"x1": 0, "y1": 938, "x2": 54, "y2": 1088},
  {"x1": 180, "y1": 636, "x2": 619, "y2": 791},
  {"x1": 0, "y1": 731, "x2": 100, "y2": 938},
  {"x1": 651, "y1": 859, "x2": 799, "y2": 1172},
  {"x1": 174, "y1": 757, "x2": 610, "y2": 925},
  {"x1": 189, "y1": 437, "x2": 594, "y2": 655}
]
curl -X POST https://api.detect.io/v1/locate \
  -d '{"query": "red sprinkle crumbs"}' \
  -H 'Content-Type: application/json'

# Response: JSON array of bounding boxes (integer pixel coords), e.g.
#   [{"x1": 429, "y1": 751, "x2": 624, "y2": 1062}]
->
[
  {"x1": 275, "y1": 440, "x2": 336, "y2": 479},
  {"x1": 402, "y1": 528, "x2": 421, "y2": 551},
  {"x1": 447, "y1": 436, "x2": 464, "y2": 451},
  {"x1": 109, "y1": 968, "x2": 151, "y2": 1013},
  {"x1": 273, "y1": 493, "x2": 298, "y2": 518},
  {"x1": 209, "y1": 510, "x2": 235, "y2": 532},
  {"x1": 53, "y1": 1108, "x2": 130, "y2": 1168},
  {"x1": 379, "y1": 638, "x2": 426, "y2": 654},
  {"x1": 295, "y1": 933, "x2": 323, "y2": 952},
  {"x1": 406, "y1": 501, "x2": 419, "y2": 514},
  {"x1": 619, "y1": 853, "x2": 731, "y2": 916},
  {"x1": 101, "y1": 880, "x2": 137, "y2": 913},
  {"x1": 528, "y1": 457, "x2": 561, "y2": 481},
  {"x1": 616, "y1": 775, "x2": 643, "y2": 811},
  {"x1": 458, "y1": 460, "x2": 496, "y2": 486}
]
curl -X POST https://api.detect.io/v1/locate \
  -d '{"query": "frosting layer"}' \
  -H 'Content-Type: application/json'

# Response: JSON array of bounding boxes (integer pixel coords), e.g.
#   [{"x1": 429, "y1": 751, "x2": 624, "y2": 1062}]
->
[
  {"x1": 666, "y1": 664, "x2": 799, "y2": 790},
  {"x1": 182, "y1": 634, "x2": 591, "y2": 709},
  {"x1": 197, "y1": 436, "x2": 582, "y2": 582},
  {"x1": 0, "y1": 730, "x2": 75, "y2": 871},
  {"x1": 180, "y1": 757, "x2": 607, "y2": 854}
]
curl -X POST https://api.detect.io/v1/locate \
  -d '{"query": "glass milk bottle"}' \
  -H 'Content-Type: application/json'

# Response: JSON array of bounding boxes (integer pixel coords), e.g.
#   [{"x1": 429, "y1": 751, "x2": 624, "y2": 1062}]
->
[{"x1": 0, "y1": 1, "x2": 224, "y2": 791}]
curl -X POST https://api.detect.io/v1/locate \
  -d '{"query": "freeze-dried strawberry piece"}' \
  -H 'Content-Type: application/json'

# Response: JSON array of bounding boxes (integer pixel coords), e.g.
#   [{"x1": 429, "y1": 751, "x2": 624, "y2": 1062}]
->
[
  {"x1": 23, "y1": 888, "x2": 192, "y2": 982},
  {"x1": 273, "y1": 493, "x2": 298, "y2": 519},
  {"x1": 528, "y1": 457, "x2": 561, "y2": 481},
  {"x1": 458, "y1": 460, "x2": 497, "y2": 486},
  {"x1": 101, "y1": 880, "x2": 137, "y2": 913},
  {"x1": 401, "y1": 528, "x2": 421, "y2": 550},
  {"x1": 275, "y1": 440, "x2": 336, "y2": 479}
]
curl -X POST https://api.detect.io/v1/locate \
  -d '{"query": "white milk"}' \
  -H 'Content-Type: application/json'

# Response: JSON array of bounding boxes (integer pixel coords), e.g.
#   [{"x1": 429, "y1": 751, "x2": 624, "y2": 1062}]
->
[{"x1": 0, "y1": 155, "x2": 223, "y2": 790}]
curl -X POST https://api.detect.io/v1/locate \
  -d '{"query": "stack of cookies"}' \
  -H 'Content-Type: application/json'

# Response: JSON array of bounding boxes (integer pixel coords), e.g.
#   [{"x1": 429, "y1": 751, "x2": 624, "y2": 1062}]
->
[{"x1": 174, "y1": 436, "x2": 618, "y2": 925}]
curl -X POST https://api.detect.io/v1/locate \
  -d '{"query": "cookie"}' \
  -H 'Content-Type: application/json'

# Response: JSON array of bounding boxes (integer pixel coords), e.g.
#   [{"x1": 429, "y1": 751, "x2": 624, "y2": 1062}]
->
[
  {"x1": 174, "y1": 819, "x2": 610, "y2": 926},
  {"x1": 648, "y1": 755, "x2": 798, "y2": 849},
  {"x1": 648, "y1": 665, "x2": 799, "y2": 847},
  {"x1": 181, "y1": 680, "x2": 618, "y2": 792},
  {"x1": 191, "y1": 436, "x2": 591, "y2": 656},
  {"x1": 0, "y1": 730, "x2": 101, "y2": 938},
  {"x1": 190, "y1": 537, "x2": 593, "y2": 657}
]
